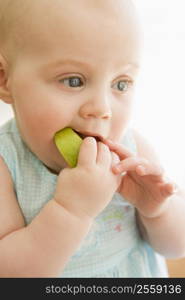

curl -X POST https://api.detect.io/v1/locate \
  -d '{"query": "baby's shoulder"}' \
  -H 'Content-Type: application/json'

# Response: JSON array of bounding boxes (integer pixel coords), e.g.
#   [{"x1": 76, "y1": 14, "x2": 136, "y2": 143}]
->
[{"x1": 0, "y1": 153, "x2": 25, "y2": 239}]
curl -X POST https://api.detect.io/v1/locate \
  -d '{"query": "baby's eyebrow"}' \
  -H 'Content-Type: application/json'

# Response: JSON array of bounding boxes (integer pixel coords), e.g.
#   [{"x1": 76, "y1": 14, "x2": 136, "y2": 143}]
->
[
  {"x1": 42, "y1": 59, "x2": 140, "y2": 72},
  {"x1": 43, "y1": 59, "x2": 92, "y2": 71}
]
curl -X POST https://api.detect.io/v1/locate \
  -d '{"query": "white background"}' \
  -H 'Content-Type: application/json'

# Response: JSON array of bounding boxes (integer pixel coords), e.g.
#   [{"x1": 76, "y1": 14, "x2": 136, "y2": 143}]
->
[
  {"x1": 131, "y1": 0, "x2": 185, "y2": 186},
  {"x1": 0, "y1": 0, "x2": 185, "y2": 186}
]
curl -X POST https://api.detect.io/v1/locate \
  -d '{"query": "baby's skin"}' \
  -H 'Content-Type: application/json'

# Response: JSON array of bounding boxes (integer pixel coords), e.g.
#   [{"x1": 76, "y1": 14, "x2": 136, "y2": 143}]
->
[{"x1": 0, "y1": 0, "x2": 185, "y2": 277}]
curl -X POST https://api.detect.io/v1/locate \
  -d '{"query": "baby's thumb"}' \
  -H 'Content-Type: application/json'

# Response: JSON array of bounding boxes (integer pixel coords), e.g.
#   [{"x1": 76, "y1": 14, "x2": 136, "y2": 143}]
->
[{"x1": 77, "y1": 137, "x2": 97, "y2": 167}]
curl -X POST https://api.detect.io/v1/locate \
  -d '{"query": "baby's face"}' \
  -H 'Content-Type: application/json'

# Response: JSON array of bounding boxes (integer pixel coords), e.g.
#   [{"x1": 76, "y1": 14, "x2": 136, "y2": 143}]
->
[{"x1": 6, "y1": 0, "x2": 141, "y2": 173}]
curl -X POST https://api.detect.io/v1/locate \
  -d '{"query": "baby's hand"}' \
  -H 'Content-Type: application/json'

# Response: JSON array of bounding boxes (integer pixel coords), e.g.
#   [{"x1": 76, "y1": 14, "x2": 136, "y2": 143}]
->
[
  {"x1": 54, "y1": 137, "x2": 121, "y2": 219},
  {"x1": 103, "y1": 139, "x2": 177, "y2": 218}
]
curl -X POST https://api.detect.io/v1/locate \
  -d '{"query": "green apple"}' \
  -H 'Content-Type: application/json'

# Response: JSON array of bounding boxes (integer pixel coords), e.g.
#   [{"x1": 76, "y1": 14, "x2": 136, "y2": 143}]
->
[{"x1": 54, "y1": 127, "x2": 83, "y2": 167}]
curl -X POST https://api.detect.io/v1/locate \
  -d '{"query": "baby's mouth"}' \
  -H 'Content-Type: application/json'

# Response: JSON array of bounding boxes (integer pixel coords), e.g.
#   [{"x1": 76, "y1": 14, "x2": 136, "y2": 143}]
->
[{"x1": 74, "y1": 129, "x2": 103, "y2": 142}]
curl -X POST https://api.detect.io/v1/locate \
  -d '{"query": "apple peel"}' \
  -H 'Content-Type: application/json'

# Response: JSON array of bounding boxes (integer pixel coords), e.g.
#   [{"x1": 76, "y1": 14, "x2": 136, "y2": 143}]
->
[{"x1": 54, "y1": 127, "x2": 83, "y2": 167}]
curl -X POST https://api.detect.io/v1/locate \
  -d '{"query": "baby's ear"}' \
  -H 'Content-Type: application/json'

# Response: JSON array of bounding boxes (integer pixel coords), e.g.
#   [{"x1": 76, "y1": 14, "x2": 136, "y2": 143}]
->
[{"x1": 0, "y1": 53, "x2": 13, "y2": 104}]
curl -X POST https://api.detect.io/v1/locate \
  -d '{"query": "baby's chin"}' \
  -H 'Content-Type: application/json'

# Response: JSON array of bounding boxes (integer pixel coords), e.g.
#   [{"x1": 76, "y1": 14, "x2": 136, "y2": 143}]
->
[
  {"x1": 43, "y1": 161, "x2": 67, "y2": 175},
  {"x1": 44, "y1": 164, "x2": 59, "y2": 175},
  {"x1": 42, "y1": 154, "x2": 68, "y2": 175}
]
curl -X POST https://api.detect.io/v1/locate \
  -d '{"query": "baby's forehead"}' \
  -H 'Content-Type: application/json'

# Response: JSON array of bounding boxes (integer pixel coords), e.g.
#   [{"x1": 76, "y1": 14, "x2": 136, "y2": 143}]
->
[
  {"x1": 34, "y1": 1, "x2": 137, "y2": 38},
  {"x1": 0, "y1": 0, "x2": 140, "y2": 62},
  {"x1": 1, "y1": 0, "x2": 138, "y2": 32}
]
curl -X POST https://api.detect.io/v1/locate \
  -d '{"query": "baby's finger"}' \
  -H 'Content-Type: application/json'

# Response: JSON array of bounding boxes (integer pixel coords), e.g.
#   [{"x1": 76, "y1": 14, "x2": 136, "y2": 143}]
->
[
  {"x1": 113, "y1": 157, "x2": 164, "y2": 178},
  {"x1": 160, "y1": 181, "x2": 179, "y2": 197},
  {"x1": 102, "y1": 139, "x2": 134, "y2": 161},
  {"x1": 96, "y1": 142, "x2": 111, "y2": 166},
  {"x1": 77, "y1": 137, "x2": 97, "y2": 167},
  {"x1": 111, "y1": 152, "x2": 120, "y2": 167},
  {"x1": 135, "y1": 163, "x2": 164, "y2": 178}
]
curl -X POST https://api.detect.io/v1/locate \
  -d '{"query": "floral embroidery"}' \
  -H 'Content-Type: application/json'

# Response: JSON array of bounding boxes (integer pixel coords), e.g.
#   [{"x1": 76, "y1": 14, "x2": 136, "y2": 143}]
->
[
  {"x1": 102, "y1": 210, "x2": 124, "y2": 222},
  {"x1": 114, "y1": 224, "x2": 122, "y2": 232}
]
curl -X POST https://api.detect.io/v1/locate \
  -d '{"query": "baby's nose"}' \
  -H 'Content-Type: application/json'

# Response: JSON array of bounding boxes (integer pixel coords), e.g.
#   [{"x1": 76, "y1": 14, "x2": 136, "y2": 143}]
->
[{"x1": 79, "y1": 98, "x2": 112, "y2": 119}]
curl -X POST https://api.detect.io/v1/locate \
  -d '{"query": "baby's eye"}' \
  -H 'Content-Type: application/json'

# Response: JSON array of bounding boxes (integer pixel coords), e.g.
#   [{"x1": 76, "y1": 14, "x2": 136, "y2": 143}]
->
[
  {"x1": 112, "y1": 80, "x2": 131, "y2": 92},
  {"x1": 59, "y1": 76, "x2": 83, "y2": 88}
]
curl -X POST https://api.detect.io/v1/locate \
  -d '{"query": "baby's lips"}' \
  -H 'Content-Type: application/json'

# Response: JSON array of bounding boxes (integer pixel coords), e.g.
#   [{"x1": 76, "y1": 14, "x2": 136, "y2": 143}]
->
[{"x1": 74, "y1": 129, "x2": 105, "y2": 143}]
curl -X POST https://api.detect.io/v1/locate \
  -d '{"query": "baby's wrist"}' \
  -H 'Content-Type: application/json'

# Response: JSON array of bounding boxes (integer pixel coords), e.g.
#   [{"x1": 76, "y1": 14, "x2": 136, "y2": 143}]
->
[
  {"x1": 52, "y1": 197, "x2": 94, "y2": 225},
  {"x1": 137, "y1": 196, "x2": 172, "y2": 220}
]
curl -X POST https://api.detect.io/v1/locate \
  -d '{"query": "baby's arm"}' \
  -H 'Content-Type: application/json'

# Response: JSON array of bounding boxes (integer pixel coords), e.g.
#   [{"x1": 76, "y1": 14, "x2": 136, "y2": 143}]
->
[
  {"x1": 0, "y1": 137, "x2": 120, "y2": 277},
  {"x1": 104, "y1": 131, "x2": 185, "y2": 258},
  {"x1": 137, "y1": 190, "x2": 185, "y2": 258},
  {"x1": 133, "y1": 130, "x2": 185, "y2": 258},
  {"x1": 0, "y1": 156, "x2": 92, "y2": 277}
]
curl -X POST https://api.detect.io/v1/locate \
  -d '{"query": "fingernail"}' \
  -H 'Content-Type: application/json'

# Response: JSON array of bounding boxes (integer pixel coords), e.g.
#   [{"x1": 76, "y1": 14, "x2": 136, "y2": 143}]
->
[{"x1": 114, "y1": 164, "x2": 122, "y2": 172}]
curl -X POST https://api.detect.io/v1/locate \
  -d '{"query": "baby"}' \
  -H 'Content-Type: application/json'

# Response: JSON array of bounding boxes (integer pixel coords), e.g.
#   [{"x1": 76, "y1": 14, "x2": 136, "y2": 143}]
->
[{"x1": 0, "y1": 0, "x2": 185, "y2": 278}]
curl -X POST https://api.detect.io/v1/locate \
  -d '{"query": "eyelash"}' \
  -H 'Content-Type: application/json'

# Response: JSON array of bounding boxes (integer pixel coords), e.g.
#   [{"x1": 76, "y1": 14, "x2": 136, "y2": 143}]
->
[{"x1": 58, "y1": 76, "x2": 133, "y2": 93}]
